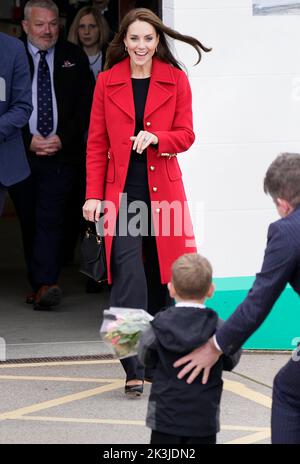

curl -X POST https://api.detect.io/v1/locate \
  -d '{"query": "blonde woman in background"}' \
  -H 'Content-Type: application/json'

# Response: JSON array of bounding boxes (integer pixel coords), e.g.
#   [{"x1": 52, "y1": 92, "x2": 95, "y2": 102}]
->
[
  {"x1": 68, "y1": 6, "x2": 110, "y2": 81},
  {"x1": 67, "y1": 5, "x2": 110, "y2": 292}
]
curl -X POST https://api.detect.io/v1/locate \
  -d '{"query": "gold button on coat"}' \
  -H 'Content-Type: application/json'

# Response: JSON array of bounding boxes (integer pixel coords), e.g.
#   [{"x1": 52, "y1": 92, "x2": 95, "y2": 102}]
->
[
  {"x1": 150, "y1": 166, "x2": 155, "y2": 171},
  {"x1": 155, "y1": 208, "x2": 160, "y2": 214},
  {"x1": 152, "y1": 187, "x2": 158, "y2": 192},
  {"x1": 146, "y1": 121, "x2": 151, "y2": 127}
]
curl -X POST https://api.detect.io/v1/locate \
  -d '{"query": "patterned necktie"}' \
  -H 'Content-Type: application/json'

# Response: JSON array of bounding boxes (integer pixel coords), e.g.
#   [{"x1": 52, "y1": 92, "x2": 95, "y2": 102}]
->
[{"x1": 37, "y1": 50, "x2": 53, "y2": 137}]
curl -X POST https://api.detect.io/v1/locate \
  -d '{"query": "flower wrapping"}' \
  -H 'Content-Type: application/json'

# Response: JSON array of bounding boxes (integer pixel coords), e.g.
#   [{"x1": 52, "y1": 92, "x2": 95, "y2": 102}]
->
[{"x1": 100, "y1": 307, "x2": 153, "y2": 359}]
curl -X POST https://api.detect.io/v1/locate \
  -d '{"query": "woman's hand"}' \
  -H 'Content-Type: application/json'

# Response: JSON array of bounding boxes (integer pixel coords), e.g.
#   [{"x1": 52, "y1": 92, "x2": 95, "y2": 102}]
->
[
  {"x1": 130, "y1": 131, "x2": 158, "y2": 154},
  {"x1": 82, "y1": 199, "x2": 102, "y2": 222}
]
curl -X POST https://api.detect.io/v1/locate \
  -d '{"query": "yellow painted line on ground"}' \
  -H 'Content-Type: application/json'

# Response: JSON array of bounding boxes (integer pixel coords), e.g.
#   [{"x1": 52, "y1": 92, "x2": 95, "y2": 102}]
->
[
  {"x1": 15, "y1": 417, "x2": 270, "y2": 431},
  {"x1": 0, "y1": 380, "x2": 123, "y2": 420},
  {"x1": 222, "y1": 425, "x2": 269, "y2": 432},
  {"x1": 10, "y1": 415, "x2": 271, "y2": 444},
  {"x1": 225, "y1": 430, "x2": 270, "y2": 444},
  {"x1": 0, "y1": 375, "x2": 122, "y2": 383},
  {"x1": 14, "y1": 415, "x2": 145, "y2": 426},
  {"x1": 0, "y1": 360, "x2": 118, "y2": 369},
  {"x1": 224, "y1": 378, "x2": 272, "y2": 408},
  {"x1": 0, "y1": 361, "x2": 271, "y2": 442}
]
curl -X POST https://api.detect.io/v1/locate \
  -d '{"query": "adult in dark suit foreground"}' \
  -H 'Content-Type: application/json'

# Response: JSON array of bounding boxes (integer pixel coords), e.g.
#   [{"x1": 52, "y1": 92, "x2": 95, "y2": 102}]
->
[
  {"x1": 174, "y1": 152, "x2": 300, "y2": 444},
  {"x1": 0, "y1": 32, "x2": 32, "y2": 214},
  {"x1": 9, "y1": 0, "x2": 93, "y2": 309}
]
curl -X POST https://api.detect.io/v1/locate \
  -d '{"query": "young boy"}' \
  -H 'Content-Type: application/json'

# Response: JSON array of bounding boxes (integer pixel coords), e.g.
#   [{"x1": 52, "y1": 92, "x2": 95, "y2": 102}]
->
[{"x1": 138, "y1": 253, "x2": 241, "y2": 444}]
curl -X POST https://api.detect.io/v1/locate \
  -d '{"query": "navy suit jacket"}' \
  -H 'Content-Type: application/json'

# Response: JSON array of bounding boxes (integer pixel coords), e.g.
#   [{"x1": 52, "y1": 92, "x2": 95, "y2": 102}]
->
[
  {"x1": 0, "y1": 33, "x2": 32, "y2": 186},
  {"x1": 217, "y1": 206, "x2": 300, "y2": 355}
]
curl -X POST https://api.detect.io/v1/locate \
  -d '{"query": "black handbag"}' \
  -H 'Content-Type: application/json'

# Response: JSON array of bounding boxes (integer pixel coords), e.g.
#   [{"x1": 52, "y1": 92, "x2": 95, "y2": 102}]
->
[{"x1": 79, "y1": 223, "x2": 107, "y2": 282}]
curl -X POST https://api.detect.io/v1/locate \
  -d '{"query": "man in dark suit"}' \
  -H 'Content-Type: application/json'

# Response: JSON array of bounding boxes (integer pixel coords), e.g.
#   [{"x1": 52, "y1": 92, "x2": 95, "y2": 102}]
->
[
  {"x1": 0, "y1": 32, "x2": 32, "y2": 215},
  {"x1": 9, "y1": 0, "x2": 93, "y2": 310},
  {"x1": 174, "y1": 152, "x2": 300, "y2": 444}
]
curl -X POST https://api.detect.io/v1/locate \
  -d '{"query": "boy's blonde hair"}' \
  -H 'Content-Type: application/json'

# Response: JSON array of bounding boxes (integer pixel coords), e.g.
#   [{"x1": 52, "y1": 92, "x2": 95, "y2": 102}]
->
[{"x1": 171, "y1": 253, "x2": 212, "y2": 300}]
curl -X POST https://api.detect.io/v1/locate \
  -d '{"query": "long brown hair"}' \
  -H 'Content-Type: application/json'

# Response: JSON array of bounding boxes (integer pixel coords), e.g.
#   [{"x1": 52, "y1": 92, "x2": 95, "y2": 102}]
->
[
  {"x1": 68, "y1": 6, "x2": 110, "y2": 51},
  {"x1": 105, "y1": 8, "x2": 211, "y2": 71}
]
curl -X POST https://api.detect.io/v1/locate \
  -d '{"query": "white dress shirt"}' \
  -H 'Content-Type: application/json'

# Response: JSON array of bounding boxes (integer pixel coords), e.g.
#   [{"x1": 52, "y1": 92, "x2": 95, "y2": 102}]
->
[{"x1": 175, "y1": 301, "x2": 206, "y2": 309}]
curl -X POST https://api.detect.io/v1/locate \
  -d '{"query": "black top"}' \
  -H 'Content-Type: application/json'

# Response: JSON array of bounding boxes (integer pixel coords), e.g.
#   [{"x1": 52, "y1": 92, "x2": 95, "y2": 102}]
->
[{"x1": 131, "y1": 77, "x2": 150, "y2": 163}]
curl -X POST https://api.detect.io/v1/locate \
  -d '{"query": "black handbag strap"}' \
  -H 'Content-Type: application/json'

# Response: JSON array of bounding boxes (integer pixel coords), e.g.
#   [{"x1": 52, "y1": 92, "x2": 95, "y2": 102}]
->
[
  {"x1": 85, "y1": 227, "x2": 101, "y2": 243},
  {"x1": 85, "y1": 220, "x2": 104, "y2": 240}
]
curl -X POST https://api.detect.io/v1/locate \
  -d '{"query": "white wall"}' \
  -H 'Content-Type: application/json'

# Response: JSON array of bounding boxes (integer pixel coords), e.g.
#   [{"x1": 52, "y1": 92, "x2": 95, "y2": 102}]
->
[{"x1": 163, "y1": 0, "x2": 300, "y2": 277}]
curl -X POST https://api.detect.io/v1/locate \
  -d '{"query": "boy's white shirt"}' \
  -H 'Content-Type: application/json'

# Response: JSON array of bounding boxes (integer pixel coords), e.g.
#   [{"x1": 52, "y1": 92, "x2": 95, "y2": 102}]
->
[{"x1": 175, "y1": 302, "x2": 206, "y2": 309}]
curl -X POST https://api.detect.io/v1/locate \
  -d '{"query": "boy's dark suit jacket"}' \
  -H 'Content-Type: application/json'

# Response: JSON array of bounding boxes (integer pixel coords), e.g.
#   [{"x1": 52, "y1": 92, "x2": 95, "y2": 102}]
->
[
  {"x1": 20, "y1": 36, "x2": 94, "y2": 164},
  {"x1": 139, "y1": 306, "x2": 241, "y2": 437}
]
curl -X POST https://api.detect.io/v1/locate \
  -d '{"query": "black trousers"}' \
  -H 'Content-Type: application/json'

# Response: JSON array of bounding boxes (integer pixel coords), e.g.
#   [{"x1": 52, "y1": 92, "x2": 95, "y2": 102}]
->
[
  {"x1": 9, "y1": 157, "x2": 77, "y2": 291},
  {"x1": 271, "y1": 357, "x2": 300, "y2": 444},
  {"x1": 109, "y1": 161, "x2": 173, "y2": 381},
  {"x1": 150, "y1": 430, "x2": 216, "y2": 445},
  {"x1": 61, "y1": 160, "x2": 86, "y2": 265}
]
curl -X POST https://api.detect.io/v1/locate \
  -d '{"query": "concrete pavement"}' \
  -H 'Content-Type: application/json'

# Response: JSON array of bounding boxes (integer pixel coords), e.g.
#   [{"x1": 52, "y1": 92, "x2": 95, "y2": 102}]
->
[
  {"x1": 0, "y1": 353, "x2": 291, "y2": 444},
  {"x1": 0, "y1": 216, "x2": 292, "y2": 444}
]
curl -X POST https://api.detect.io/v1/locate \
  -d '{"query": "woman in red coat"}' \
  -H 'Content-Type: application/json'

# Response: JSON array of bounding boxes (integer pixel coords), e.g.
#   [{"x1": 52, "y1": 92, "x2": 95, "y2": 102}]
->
[{"x1": 83, "y1": 8, "x2": 211, "y2": 396}]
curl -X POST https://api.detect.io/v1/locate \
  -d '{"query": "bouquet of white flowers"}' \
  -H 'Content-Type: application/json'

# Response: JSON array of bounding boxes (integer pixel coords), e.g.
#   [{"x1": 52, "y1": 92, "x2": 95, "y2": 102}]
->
[{"x1": 100, "y1": 307, "x2": 153, "y2": 359}]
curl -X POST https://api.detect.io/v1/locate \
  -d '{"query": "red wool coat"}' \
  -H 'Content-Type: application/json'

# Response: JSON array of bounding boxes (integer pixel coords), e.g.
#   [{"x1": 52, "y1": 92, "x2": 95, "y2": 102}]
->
[{"x1": 86, "y1": 57, "x2": 197, "y2": 284}]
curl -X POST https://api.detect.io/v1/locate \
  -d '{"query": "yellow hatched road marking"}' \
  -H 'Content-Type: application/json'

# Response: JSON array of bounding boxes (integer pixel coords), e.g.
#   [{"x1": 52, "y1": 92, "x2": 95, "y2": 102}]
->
[
  {"x1": 224, "y1": 379, "x2": 272, "y2": 408},
  {"x1": 225, "y1": 430, "x2": 270, "y2": 444},
  {"x1": 7, "y1": 416, "x2": 271, "y2": 443},
  {"x1": 0, "y1": 360, "x2": 118, "y2": 369},
  {"x1": 0, "y1": 380, "x2": 123, "y2": 420},
  {"x1": 222, "y1": 425, "x2": 269, "y2": 432},
  {"x1": 13, "y1": 417, "x2": 270, "y2": 432},
  {"x1": 14, "y1": 415, "x2": 145, "y2": 426},
  {"x1": 0, "y1": 375, "x2": 122, "y2": 383},
  {"x1": 0, "y1": 362, "x2": 272, "y2": 444},
  {"x1": 0, "y1": 375, "x2": 273, "y2": 409}
]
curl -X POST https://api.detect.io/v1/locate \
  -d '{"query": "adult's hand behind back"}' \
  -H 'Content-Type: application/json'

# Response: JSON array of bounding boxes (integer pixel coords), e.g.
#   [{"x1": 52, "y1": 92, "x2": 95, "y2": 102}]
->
[{"x1": 173, "y1": 337, "x2": 222, "y2": 384}]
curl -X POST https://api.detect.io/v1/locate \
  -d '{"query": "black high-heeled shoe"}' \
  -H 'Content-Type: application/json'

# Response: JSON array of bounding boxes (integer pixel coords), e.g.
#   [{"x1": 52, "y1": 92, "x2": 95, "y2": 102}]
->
[{"x1": 124, "y1": 382, "x2": 144, "y2": 398}]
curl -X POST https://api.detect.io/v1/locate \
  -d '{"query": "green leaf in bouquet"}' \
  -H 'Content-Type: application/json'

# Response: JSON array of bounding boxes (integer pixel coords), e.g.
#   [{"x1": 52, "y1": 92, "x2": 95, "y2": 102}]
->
[
  {"x1": 128, "y1": 332, "x2": 140, "y2": 342},
  {"x1": 119, "y1": 324, "x2": 143, "y2": 334},
  {"x1": 133, "y1": 333, "x2": 140, "y2": 341},
  {"x1": 118, "y1": 337, "x2": 131, "y2": 344}
]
